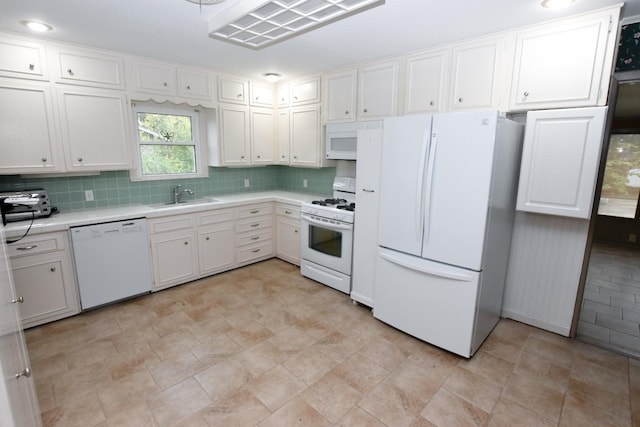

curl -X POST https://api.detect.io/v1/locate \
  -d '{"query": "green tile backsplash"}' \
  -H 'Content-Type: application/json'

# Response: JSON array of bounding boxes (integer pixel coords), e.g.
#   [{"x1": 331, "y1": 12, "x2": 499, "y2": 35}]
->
[{"x1": 0, "y1": 166, "x2": 336, "y2": 213}]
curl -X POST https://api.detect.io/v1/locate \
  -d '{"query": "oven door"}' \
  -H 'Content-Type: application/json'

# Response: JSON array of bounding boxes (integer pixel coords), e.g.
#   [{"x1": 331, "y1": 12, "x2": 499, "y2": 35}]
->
[{"x1": 301, "y1": 213, "x2": 353, "y2": 275}]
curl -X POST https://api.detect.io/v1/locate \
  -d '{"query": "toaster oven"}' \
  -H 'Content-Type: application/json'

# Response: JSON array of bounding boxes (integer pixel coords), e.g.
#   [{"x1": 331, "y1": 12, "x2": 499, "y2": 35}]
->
[{"x1": 0, "y1": 189, "x2": 52, "y2": 224}]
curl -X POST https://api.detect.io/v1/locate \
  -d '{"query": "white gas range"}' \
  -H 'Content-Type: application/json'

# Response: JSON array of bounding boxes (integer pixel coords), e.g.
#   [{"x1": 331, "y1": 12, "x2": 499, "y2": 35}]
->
[{"x1": 300, "y1": 177, "x2": 356, "y2": 294}]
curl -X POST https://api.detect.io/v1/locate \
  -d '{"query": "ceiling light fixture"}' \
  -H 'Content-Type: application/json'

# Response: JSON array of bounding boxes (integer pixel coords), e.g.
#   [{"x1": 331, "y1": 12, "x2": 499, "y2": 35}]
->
[
  {"x1": 21, "y1": 20, "x2": 53, "y2": 32},
  {"x1": 263, "y1": 72, "x2": 282, "y2": 82},
  {"x1": 208, "y1": 0, "x2": 385, "y2": 50},
  {"x1": 540, "y1": 0, "x2": 575, "y2": 9}
]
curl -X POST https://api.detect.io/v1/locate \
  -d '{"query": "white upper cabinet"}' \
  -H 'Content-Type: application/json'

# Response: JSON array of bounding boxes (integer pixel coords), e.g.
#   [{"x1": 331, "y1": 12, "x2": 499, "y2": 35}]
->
[
  {"x1": 133, "y1": 60, "x2": 176, "y2": 95},
  {"x1": 324, "y1": 69, "x2": 357, "y2": 123},
  {"x1": 56, "y1": 86, "x2": 132, "y2": 171},
  {"x1": 250, "y1": 107, "x2": 276, "y2": 164},
  {"x1": 277, "y1": 82, "x2": 290, "y2": 107},
  {"x1": 218, "y1": 75, "x2": 248, "y2": 104},
  {"x1": 290, "y1": 104, "x2": 322, "y2": 167},
  {"x1": 0, "y1": 35, "x2": 48, "y2": 80},
  {"x1": 357, "y1": 61, "x2": 399, "y2": 120},
  {"x1": 0, "y1": 78, "x2": 62, "y2": 173},
  {"x1": 405, "y1": 49, "x2": 448, "y2": 114},
  {"x1": 516, "y1": 107, "x2": 607, "y2": 219},
  {"x1": 277, "y1": 108, "x2": 290, "y2": 164},
  {"x1": 217, "y1": 104, "x2": 250, "y2": 166},
  {"x1": 249, "y1": 81, "x2": 275, "y2": 107},
  {"x1": 49, "y1": 45, "x2": 126, "y2": 89},
  {"x1": 449, "y1": 36, "x2": 505, "y2": 111},
  {"x1": 177, "y1": 68, "x2": 212, "y2": 100},
  {"x1": 509, "y1": 10, "x2": 618, "y2": 111},
  {"x1": 290, "y1": 76, "x2": 321, "y2": 106}
]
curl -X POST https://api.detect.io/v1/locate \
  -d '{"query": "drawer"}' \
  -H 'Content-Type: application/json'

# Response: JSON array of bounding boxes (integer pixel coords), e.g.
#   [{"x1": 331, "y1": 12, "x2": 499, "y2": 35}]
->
[
  {"x1": 276, "y1": 204, "x2": 300, "y2": 219},
  {"x1": 237, "y1": 230, "x2": 272, "y2": 247},
  {"x1": 236, "y1": 203, "x2": 273, "y2": 219},
  {"x1": 236, "y1": 215, "x2": 273, "y2": 233},
  {"x1": 7, "y1": 232, "x2": 66, "y2": 258},
  {"x1": 148, "y1": 214, "x2": 194, "y2": 234},
  {"x1": 237, "y1": 241, "x2": 273, "y2": 265},
  {"x1": 197, "y1": 209, "x2": 234, "y2": 227}
]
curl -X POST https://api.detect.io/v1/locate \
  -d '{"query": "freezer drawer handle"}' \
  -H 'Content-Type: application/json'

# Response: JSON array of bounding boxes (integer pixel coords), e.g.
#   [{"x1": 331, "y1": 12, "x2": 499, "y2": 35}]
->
[
  {"x1": 16, "y1": 245, "x2": 37, "y2": 251},
  {"x1": 362, "y1": 188, "x2": 374, "y2": 193},
  {"x1": 379, "y1": 251, "x2": 473, "y2": 282}
]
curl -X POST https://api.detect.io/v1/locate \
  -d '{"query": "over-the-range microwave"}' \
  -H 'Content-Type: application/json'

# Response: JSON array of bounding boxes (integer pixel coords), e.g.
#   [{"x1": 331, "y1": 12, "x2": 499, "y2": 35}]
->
[{"x1": 325, "y1": 121, "x2": 382, "y2": 160}]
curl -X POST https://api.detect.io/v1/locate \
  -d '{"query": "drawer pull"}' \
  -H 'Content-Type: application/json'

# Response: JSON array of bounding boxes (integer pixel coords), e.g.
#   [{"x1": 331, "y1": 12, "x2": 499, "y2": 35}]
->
[
  {"x1": 251, "y1": 236, "x2": 260, "y2": 241},
  {"x1": 285, "y1": 210, "x2": 292, "y2": 214},
  {"x1": 11, "y1": 296, "x2": 24, "y2": 304},
  {"x1": 250, "y1": 223, "x2": 260, "y2": 228},
  {"x1": 252, "y1": 248, "x2": 260, "y2": 253},
  {"x1": 250, "y1": 210, "x2": 259, "y2": 214},
  {"x1": 50, "y1": 267, "x2": 56, "y2": 272},
  {"x1": 15, "y1": 367, "x2": 31, "y2": 379},
  {"x1": 16, "y1": 245, "x2": 38, "y2": 251}
]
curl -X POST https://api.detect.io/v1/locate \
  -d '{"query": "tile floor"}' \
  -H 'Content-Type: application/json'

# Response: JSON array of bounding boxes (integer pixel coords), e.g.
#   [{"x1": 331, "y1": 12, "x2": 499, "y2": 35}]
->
[
  {"x1": 577, "y1": 242, "x2": 640, "y2": 358},
  {"x1": 26, "y1": 259, "x2": 640, "y2": 426}
]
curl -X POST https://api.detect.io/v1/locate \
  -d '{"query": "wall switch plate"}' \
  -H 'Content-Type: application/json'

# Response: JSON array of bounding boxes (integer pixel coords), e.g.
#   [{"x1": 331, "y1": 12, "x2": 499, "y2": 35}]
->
[
  {"x1": 244, "y1": 179, "x2": 250, "y2": 188},
  {"x1": 303, "y1": 179, "x2": 308, "y2": 188},
  {"x1": 84, "y1": 190, "x2": 94, "y2": 201}
]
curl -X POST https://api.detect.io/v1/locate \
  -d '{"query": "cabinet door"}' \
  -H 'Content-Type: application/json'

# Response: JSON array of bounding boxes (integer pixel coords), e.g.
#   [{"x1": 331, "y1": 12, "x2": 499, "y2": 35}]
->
[
  {"x1": 352, "y1": 128, "x2": 383, "y2": 307},
  {"x1": 57, "y1": 87, "x2": 132, "y2": 171},
  {"x1": 449, "y1": 37, "x2": 502, "y2": 111},
  {"x1": 358, "y1": 61, "x2": 399, "y2": 120},
  {"x1": 249, "y1": 81, "x2": 275, "y2": 107},
  {"x1": 509, "y1": 13, "x2": 614, "y2": 110},
  {"x1": 51, "y1": 47, "x2": 126, "y2": 89},
  {"x1": 218, "y1": 104, "x2": 250, "y2": 166},
  {"x1": 199, "y1": 222, "x2": 235, "y2": 275},
  {"x1": 218, "y1": 76, "x2": 247, "y2": 104},
  {"x1": 277, "y1": 83, "x2": 289, "y2": 107},
  {"x1": 406, "y1": 50, "x2": 448, "y2": 114},
  {"x1": 276, "y1": 216, "x2": 300, "y2": 265},
  {"x1": 10, "y1": 252, "x2": 79, "y2": 328},
  {"x1": 178, "y1": 69, "x2": 213, "y2": 100},
  {"x1": 277, "y1": 108, "x2": 290, "y2": 164},
  {"x1": 133, "y1": 61, "x2": 176, "y2": 95},
  {"x1": 0, "y1": 79, "x2": 63, "y2": 174},
  {"x1": 150, "y1": 229, "x2": 198, "y2": 290},
  {"x1": 516, "y1": 107, "x2": 607, "y2": 219},
  {"x1": 0, "y1": 36, "x2": 47, "y2": 80},
  {"x1": 291, "y1": 76, "x2": 321, "y2": 106},
  {"x1": 324, "y1": 69, "x2": 357, "y2": 123},
  {"x1": 290, "y1": 105, "x2": 321, "y2": 167},
  {"x1": 250, "y1": 107, "x2": 276, "y2": 164}
]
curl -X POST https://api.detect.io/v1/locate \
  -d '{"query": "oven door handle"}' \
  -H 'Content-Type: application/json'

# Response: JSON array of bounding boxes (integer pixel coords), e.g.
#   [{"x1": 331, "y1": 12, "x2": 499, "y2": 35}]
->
[{"x1": 301, "y1": 215, "x2": 352, "y2": 231}]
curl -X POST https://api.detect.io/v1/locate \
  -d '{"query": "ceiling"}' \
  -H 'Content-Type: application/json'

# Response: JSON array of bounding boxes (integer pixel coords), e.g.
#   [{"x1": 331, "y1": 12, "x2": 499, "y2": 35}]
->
[{"x1": 1, "y1": 0, "x2": 639, "y2": 82}]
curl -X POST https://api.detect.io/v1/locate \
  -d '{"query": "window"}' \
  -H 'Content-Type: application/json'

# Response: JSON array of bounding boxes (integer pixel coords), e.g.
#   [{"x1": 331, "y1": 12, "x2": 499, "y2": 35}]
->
[
  {"x1": 131, "y1": 103, "x2": 208, "y2": 181},
  {"x1": 598, "y1": 134, "x2": 640, "y2": 218}
]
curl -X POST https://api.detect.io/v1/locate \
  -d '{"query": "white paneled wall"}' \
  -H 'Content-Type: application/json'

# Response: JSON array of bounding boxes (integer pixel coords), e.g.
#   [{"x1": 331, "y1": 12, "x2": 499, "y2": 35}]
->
[{"x1": 502, "y1": 211, "x2": 590, "y2": 336}]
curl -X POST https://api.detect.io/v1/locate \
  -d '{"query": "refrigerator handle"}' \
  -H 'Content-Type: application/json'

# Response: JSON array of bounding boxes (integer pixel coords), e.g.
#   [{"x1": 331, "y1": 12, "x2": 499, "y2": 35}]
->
[
  {"x1": 416, "y1": 130, "x2": 430, "y2": 243},
  {"x1": 379, "y1": 250, "x2": 474, "y2": 282},
  {"x1": 423, "y1": 131, "x2": 438, "y2": 244}
]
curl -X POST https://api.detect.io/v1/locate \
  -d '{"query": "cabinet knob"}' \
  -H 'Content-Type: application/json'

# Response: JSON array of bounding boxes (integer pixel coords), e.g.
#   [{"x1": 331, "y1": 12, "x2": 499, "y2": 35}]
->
[
  {"x1": 50, "y1": 267, "x2": 56, "y2": 272},
  {"x1": 11, "y1": 296, "x2": 24, "y2": 304},
  {"x1": 206, "y1": 237, "x2": 210, "y2": 241},
  {"x1": 429, "y1": 101, "x2": 435, "y2": 106},
  {"x1": 523, "y1": 91, "x2": 529, "y2": 97},
  {"x1": 281, "y1": 97, "x2": 285, "y2": 102},
  {"x1": 42, "y1": 157, "x2": 47, "y2": 162},
  {"x1": 184, "y1": 241, "x2": 188, "y2": 245},
  {"x1": 293, "y1": 156, "x2": 297, "y2": 159},
  {"x1": 78, "y1": 157, "x2": 83, "y2": 162},
  {"x1": 67, "y1": 68, "x2": 74, "y2": 76},
  {"x1": 281, "y1": 155, "x2": 285, "y2": 159},
  {"x1": 458, "y1": 97, "x2": 463, "y2": 103},
  {"x1": 293, "y1": 96, "x2": 298, "y2": 100},
  {"x1": 163, "y1": 82, "x2": 168, "y2": 87},
  {"x1": 186, "y1": 85, "x2": 191, "y2": 90},
  {"x1": 363, "y1": 108, "x2": 368, "y2": 113},
  {"x1": 294, "y1": 229, "x2": 298, "y2": 233},
  {"x1": 237, "y1": 93, "x2": 242, "y2": 98},
  {"x1": 241, "y1": 155, "x2": 245, "y2": 159},
  {"x1": 255, "y1": 96, "x2": 259, "y2": 100},
  {"x1": 285, "y1": 210, "x2": 292, "y2": 214},
  {"x1": 15, "y1": 367, "x2": 31, "y2": 379},
  {"x1": 29, "y1": 63, "x2": 35, "y2": 71},
  {"x1": 345, "y1": 110, "x2": 349, "y2": 115},
  {"x1": 257, "y1": 155, "x2": 261, "y2": 159}
]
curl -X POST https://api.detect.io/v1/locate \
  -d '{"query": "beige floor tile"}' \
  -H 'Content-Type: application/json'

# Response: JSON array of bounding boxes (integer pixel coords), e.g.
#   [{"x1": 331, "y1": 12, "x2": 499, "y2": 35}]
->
[
  {"x1": 226, "y1": 320, "x2": 275, "y2": 349},
  {"x1": 311, "y1": 331, "x2": 370, "y2": 363},
  {"x1": 114, "y1": 305, "x2": 158, "y2": 331},
  {"x1": 559, "y1": 379, "x2": 631, "y2": 427},
  {"x1": 147, "y1": 350, "x2": 206, "y2": 390},
  {"x1": 63, "y1": 337, "x2": 118, "y2": 371},
  {"x1": 441, "y1": 366, "x2": 502, "y2": 412},
  {"x1": 151, "y1": 311, "x2": 196, "y2": 337},
  {"x1": 386, "y1": 359, "x2": 449, "y2": 403},
  {"x1": 35, "y1": 378, "x2": 56, "y2": 413},
  {"x1": 257, "y1": 307, "x2": 300, "y2": 334},
  {"x1": 514, "y1": 350, "x2": 570, "y2": 393},
  {"x1": 478, "y1": 333, "x2": 525, "y2": 364},
  {"x1": 194, "y1": 358, "x2": 254, "y2": 402},
  {"x1": 258, "y1": 396, "x2": 332, "y2": 427},
  {"x1": 104, "y1": 343, "x2": 160, "y2": 381},
  {"x1": 97, "y1": 403, "x2": 158, "y2": 427},
  {"x1": 300, "y1": 371, "x2": 362, "y2": 423},
  {"x1": 109, "y1": 325, "x2": 161, "y2": 353},
  {"x1": 97, "y1": 370, "x2": 159, "y2": 417},
  {"x1": 146, "y1": 378, "x2": 212, "y2": 427},
  {"x1": 51, "y1": 360, "x2": 114, "y2": 406},
  {"x1": 335, "y1": 407, "x2": 386, "y2": 427},
  {"x1": 487, "y1": 398, "x2": 556, "y2": 427},
  {"x1": 248, "y1": 365, "x2": 306, "y2": 411},
  {"x1": 42, "y1": 391, "x2": 106, "y2": 427},
  {"x1": 501, "y1": 372, "x2": 564, "y2": 423},
  {"x1": 268, "y1": 326, "x2": 317, "y2": 354},
  {"x1": 358, "y1": 337, "x2": 412, "y2": 371},
  {"x1": 570, "y1": 356, "x2": 629, "y2": 397},
  {"x1": 30, "y1": 352, "x2": 69, "y2": 382},
  {"x1": 190, "y1": 333, "x2": 243, "y2": 366},
  {"x1": 631, "y1": 358, "x2": 640, "y2": 426},
  {"x1": 573, "y1": 339, "x2": 630, "y2": 373},
  {"x1": 148, "y1": 328, "x2": 199, "y2": 360},
  {"x1": 282, "y1": 347, "x2": 338, "y2": 385},
  {"x1": 237, "y1": 340, "x2": 289, "y2": 376},
  {"x1": 522, "y1": 335, "x2": 574, "y2": 369},
  {"x1": 421, "y1": 388, "x2": 490, "y2": 427},
  {"x1": 457, "y1": 350, "x2": 515, "y2": 387},
  {"x1": 358, "y1": 379, "x2": 425, "y2": 427},
  {"x1": 331, "y1": 353, "x2": 389, "y2": 394},
  {"x1": 199, "y1": 387, "x2": 270, "y2": 426},
  {"x1": 186, "y1": 315, "x2": 233, "y2": 342}
]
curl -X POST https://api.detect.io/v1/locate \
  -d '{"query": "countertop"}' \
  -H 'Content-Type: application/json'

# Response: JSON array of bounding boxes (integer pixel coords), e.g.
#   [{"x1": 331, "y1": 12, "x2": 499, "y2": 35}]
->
[{"x1": 2, "y1": 191, "x2": 323, "y2": 239}]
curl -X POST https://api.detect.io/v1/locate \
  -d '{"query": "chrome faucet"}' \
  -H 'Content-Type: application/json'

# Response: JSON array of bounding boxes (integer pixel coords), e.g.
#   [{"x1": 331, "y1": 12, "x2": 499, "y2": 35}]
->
[{"x1": 172, "y1": 185, "x2": 194, "y2": 204}]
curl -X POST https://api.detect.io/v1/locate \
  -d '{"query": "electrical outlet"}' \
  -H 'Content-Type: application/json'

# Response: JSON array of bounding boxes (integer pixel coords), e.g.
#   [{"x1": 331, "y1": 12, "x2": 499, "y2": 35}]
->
[
  {"x1": 84, "y1": 190, "x2": 94, "y2": 202},
  {"x1": 244, "y1": 179, "x2": 250, "y2": 188},
  {"x1": 629, "y1": 234, "x2": 636, "y2": 243},
  {"x1": 303, "y1": 179, "x2": 308, "y2": 188}
]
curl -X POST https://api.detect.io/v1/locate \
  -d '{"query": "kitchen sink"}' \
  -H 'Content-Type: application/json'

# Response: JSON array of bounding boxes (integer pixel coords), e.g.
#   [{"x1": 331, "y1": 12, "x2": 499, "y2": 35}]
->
[{"x1": 150, "y1": 197, "x2": 222, "y2": 209}]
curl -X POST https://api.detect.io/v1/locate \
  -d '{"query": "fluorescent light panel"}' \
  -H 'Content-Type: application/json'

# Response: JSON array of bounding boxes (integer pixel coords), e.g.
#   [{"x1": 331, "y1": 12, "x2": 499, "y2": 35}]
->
[{"x1": 209, "y1": 0, "x2": 384, "y2": 49}]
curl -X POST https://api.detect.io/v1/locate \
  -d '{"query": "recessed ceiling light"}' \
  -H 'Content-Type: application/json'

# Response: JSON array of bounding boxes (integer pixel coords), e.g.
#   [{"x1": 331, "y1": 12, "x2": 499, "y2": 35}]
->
[
  {"x1": 209, "y1": 0, "x2": 384, "y2": 50},
  {"x1": 21, "y1": 20, "x2": 53, "y2": 32},
  {"x1": 541, "y1": 0, "x2": 575, "y2": 9},
  {"x1": 262, "y1": 72, "x2": 282, "y2": 82}
]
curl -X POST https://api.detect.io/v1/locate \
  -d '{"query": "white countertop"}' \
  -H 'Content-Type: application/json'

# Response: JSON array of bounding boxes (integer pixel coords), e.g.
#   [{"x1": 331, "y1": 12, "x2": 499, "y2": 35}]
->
[{"x1": 2, "y1": 191, "x2": 323, "y2": 238}]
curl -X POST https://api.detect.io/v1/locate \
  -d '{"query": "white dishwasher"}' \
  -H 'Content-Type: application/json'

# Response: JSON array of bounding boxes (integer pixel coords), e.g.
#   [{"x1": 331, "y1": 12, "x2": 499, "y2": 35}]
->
[{"x1": 70, "y1": 218, "x2": 153, "y2": 310}]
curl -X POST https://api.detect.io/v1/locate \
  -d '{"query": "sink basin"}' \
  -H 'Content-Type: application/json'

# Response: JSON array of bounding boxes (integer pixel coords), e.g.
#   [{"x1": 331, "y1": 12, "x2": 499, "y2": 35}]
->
[{"x1": 151, "y1": 197, "x2": 221, "y2": 209}]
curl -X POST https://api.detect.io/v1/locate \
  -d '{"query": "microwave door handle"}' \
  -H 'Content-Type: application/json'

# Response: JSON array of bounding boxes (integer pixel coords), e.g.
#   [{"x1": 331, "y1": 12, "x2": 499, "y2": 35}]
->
[{"x1": 302, "y1": 215, "x2": 352, "y2": 231}]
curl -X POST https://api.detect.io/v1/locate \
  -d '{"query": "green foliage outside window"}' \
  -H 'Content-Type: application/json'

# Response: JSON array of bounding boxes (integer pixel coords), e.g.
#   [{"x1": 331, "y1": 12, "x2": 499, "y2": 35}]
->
[{"x1": 601, "y1": 134, "x2": 640, "y2": 199}]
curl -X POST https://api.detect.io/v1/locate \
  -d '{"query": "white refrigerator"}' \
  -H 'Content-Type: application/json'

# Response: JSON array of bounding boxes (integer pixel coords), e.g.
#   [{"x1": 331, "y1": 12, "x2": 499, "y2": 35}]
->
[{"x1": 373, "y1": 111, "x2": 523, "y2": 357}]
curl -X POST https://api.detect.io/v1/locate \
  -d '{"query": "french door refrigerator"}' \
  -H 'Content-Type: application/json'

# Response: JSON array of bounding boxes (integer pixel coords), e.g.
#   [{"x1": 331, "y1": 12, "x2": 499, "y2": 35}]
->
[{"x1": 373, "y1": 111, "x2": 523, "y2": 357}]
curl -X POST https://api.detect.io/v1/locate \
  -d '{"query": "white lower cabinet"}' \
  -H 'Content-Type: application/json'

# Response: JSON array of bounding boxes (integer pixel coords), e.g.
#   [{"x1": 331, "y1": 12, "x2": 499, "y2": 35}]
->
[
  {"x1": 275, "y1": 203, "x2": 301, "y2": 265},
  {"x1": 7, "y1": 232, "x2": 79, "y2": 328},
  {"x1": 235, "y1": 203, "x2": 274, "y2": 266},
  {"x1": 197, "y1": 209, "x2": 235, "y2": 276}
]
